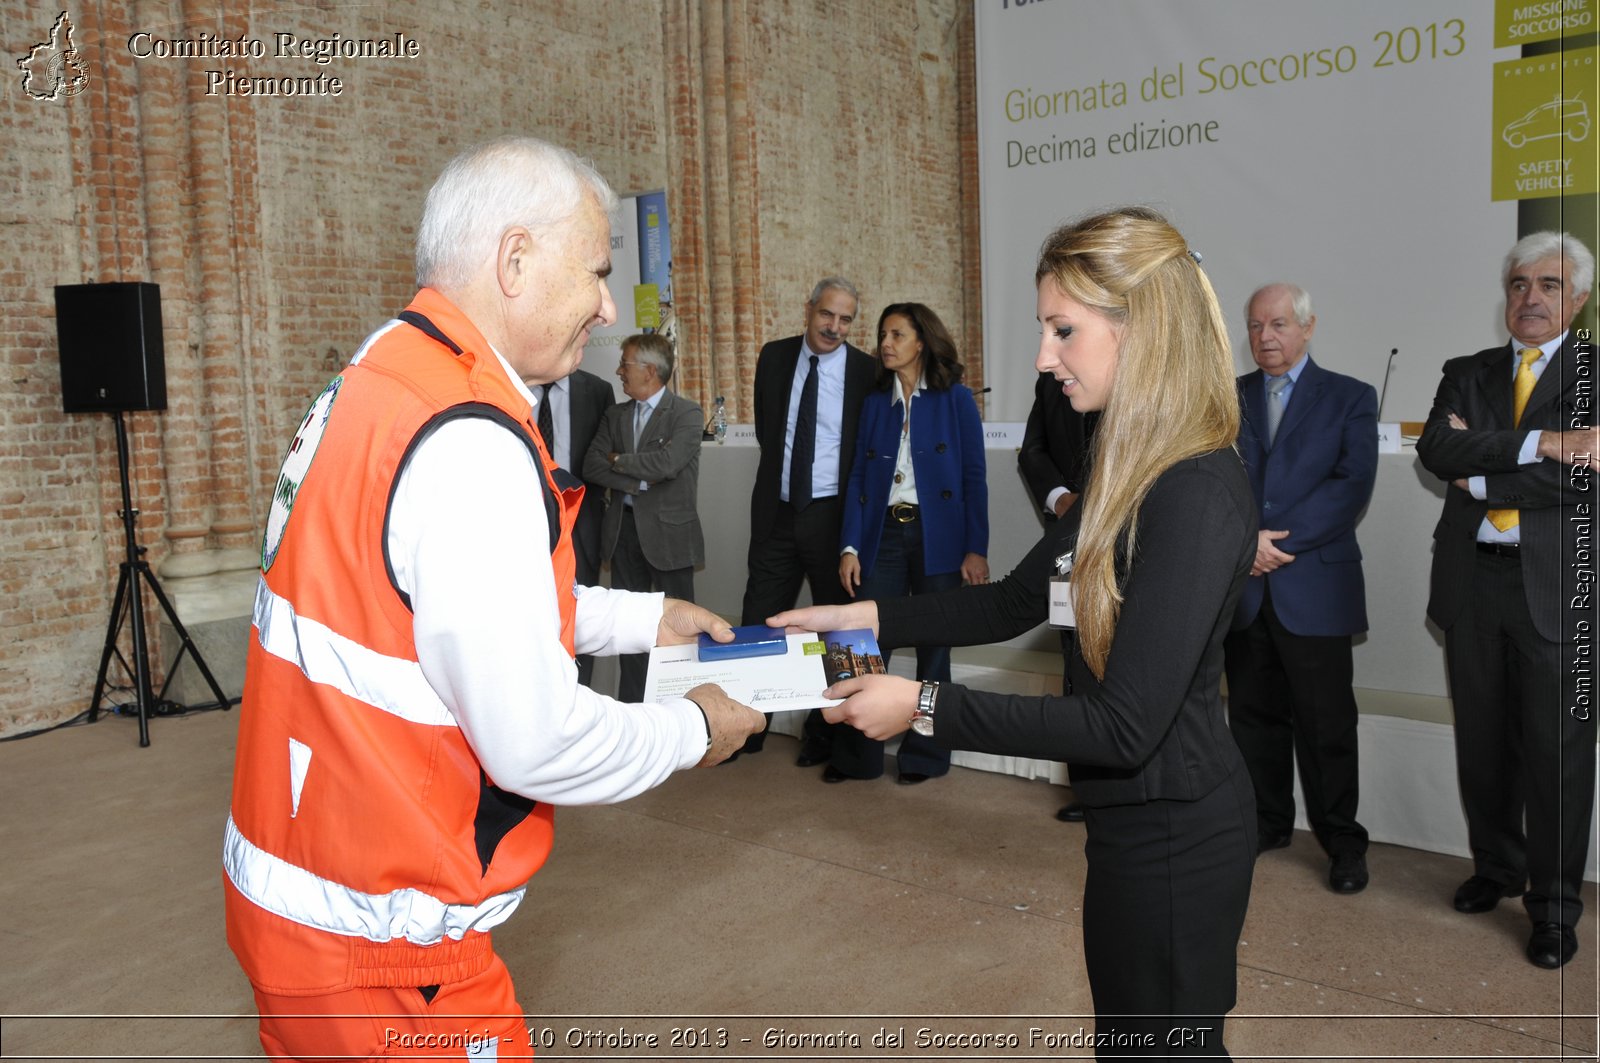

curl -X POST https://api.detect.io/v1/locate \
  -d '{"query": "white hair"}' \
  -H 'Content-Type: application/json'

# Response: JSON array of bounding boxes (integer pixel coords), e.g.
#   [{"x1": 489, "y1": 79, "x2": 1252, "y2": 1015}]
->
[
  {"x1": 1246, "y1": 282, "x2": 1313, "y2": 327},
  {"x1": 1503, "y1": 231, "x2": 1596, "y2": 297},
  {"x1": 415, "y1": 136, "x2": 619, "y2": 291},
  {"x1": 625, "y1": 332, "x2": 675, "y2": 384}
]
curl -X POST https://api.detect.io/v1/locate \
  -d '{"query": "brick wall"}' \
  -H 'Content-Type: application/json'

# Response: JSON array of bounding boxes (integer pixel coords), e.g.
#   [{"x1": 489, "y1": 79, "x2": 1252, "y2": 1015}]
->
[{"x1": 0, "y1": 0, "x2": 977, "y2": 736}]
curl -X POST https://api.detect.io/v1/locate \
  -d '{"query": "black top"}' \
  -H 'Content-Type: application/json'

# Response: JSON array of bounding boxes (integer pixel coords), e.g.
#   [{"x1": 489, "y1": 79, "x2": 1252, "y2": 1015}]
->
[
  {"x1": 878, "y1": 447, "x2": 1257, "y2": 806},
  {"x1": 1018, "y1": 370, "x2": 1099, "y2": 515}
]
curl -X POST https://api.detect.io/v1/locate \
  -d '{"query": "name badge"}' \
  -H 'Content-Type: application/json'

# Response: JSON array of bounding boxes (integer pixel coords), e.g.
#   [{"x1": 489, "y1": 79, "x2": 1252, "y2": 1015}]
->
[{"x1": 1048, "y1": 550, "x2": 1075, "y2": 629}]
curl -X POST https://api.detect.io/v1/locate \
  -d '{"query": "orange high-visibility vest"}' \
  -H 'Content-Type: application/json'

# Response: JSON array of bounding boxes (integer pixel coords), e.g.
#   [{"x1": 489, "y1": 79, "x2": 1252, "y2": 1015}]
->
[{"x1": 225, "y1": 288, "x2": 582, "y2": 993}]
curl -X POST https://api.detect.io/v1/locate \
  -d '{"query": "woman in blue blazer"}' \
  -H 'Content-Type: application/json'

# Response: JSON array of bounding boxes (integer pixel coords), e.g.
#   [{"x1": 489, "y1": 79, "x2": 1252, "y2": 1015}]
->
[{"x1": 829, "y1": 302, "x2": 988, "y2": 784}]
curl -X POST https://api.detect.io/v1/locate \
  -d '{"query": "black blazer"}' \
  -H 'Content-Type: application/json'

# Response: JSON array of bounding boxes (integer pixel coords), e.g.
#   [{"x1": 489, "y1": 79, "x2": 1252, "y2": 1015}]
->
[
  {"x1": 1018, "y1": 370, "x2": 1097, "y2": 517},
  {"x1": 566, "y1": 367, "x2": 615, "y2": 585},
  {"x1": 878, "y1": 448, "x2": 1258, "y2": 806},
  {"x1": 1417, "y1": 336, "x2": 1592, "y2": 642},
  {"x1": 748, "y1": 335, "x2": 876, "y2": 539}
]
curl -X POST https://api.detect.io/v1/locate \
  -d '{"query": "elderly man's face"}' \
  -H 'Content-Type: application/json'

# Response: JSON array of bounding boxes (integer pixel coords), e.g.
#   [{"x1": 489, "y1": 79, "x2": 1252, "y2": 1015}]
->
[
  {"x1": 508, "y1": 192, "x2": 617, "y2": 385},
  {"x1": 1246, "y1": 286, "x2": 1315, "y2": 376},
  {"x1": 1505, "y1": 254, "x2": 1589, "y2": 348},
  {"x1": 803, "y1": 287, "x2": 857, "y2": 355},
  {"x1": 616, "y1": 343, "x2": 660, "y2": 402}
]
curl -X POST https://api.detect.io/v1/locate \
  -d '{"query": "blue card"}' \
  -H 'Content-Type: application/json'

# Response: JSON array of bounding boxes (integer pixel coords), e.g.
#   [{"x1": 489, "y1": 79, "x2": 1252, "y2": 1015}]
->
[{"x1": 697, "y1": 625, "x2": 788, "y2": 661}]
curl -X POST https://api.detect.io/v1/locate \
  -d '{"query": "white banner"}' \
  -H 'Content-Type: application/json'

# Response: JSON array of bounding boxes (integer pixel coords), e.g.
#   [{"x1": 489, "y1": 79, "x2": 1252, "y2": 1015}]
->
[
  {"x1": 582, "y1": 195, "x2": 643, "y2": 402},
  {"x1": 976, "y1": 0, "x2": 1514, "y2": 422}
]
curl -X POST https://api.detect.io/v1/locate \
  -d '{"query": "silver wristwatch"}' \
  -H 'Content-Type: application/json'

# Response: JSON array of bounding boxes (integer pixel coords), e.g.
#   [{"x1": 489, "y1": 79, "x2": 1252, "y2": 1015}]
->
[{"x1": 911, "y1": 680, "x2": 940, "y2": 737}]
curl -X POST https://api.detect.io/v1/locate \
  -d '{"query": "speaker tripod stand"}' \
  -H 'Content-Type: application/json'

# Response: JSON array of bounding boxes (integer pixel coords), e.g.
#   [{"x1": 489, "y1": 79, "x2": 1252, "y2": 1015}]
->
[{"x1": 88, "y1": 410, "x2": 231, "y2": 747}]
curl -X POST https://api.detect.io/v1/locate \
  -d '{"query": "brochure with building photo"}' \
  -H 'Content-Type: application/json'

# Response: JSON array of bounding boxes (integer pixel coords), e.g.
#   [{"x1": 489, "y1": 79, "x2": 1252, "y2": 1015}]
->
[{"x1": 642, "y1": 628, "x2": 886, "y2": 712}]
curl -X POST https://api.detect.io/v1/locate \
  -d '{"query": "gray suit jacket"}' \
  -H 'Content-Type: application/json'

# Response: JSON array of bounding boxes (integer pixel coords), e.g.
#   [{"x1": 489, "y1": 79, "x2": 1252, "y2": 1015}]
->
[
  {"x1": 1417, "y1": 335, "x2": 1592, "y2": 642},
  {"x1": 582, "y1": 387, "x2": 706, "y2": 571}
]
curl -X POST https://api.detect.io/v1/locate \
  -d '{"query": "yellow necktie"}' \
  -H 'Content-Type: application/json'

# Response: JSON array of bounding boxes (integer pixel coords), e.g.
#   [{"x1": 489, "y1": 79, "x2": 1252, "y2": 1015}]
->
[{"x1": 1485, "y1": 346, "x2": 1542, "y2": 532}]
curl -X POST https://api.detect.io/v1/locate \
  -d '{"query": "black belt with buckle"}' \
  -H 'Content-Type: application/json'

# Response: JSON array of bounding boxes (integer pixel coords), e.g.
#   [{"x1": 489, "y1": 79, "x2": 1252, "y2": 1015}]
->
[
  {"x1": 889, "y1": 503, "x2": 919, "y2": 524},
  {"x1": 1475, "y1": 541, "x2": 1520, "y2": 559}
]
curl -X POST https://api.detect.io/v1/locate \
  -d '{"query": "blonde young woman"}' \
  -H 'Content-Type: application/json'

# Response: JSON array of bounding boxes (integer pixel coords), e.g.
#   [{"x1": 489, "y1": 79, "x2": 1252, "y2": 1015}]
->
[{"x1": 773, "y1": 208, "x2": 1258, "y2": 1057}]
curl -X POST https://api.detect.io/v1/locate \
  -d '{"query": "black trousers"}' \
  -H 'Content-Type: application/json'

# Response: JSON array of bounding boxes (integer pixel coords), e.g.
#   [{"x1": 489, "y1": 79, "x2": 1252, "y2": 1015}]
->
[
  {"x1": 740, "y1": 497, "x2": 849, "y2": 755},
  {"x1": 611, "y1": 508, "x2": 695, "y2": 704},
  {"x1": 1223, "y1": 585, "x2": 1368, "y2": 857},
  {"x1": 1081, "y1": 767, "x2": 1255, "y2": 1059},
  {"x1": 1445, "y1": 549, "x2": 1595, "y2": 928},
  {"x1": 830, "y1": 515, "x2": 959, "y2": 779}
]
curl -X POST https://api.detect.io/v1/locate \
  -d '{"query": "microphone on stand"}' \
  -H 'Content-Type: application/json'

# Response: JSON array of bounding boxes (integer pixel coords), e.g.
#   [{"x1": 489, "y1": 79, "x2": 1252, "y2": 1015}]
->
[{"x1": 1377, "y1": 348, "x2": 1398, "y2": 420}]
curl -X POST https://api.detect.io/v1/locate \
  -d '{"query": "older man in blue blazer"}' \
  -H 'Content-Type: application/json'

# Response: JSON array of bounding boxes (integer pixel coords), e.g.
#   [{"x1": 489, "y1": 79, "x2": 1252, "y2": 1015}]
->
[{"x1": 1224, "y1": 283, "x2": 1378, "y2": 895}]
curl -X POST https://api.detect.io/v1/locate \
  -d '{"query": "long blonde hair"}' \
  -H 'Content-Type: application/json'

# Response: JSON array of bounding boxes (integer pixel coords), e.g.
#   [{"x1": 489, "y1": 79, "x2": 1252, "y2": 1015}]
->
[{"x1": 1035, "y1": 208, "x2": 1239, "y2": 678}]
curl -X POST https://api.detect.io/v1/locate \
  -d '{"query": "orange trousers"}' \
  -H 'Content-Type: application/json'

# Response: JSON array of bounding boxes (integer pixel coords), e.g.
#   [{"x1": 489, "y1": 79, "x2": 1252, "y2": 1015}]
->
[{"x1": 251, "y1": 953, "x2": 533, "y2": 1061}]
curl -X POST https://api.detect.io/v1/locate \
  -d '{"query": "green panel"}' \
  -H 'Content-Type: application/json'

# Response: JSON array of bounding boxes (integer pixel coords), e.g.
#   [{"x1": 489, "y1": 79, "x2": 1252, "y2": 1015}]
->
[
  {"x1": 1492, "y1": 47, "x2": 1597, "y2": 201},
  {"x1": 1495, "y1": 0, "x2": 1599, "y2": 47}
]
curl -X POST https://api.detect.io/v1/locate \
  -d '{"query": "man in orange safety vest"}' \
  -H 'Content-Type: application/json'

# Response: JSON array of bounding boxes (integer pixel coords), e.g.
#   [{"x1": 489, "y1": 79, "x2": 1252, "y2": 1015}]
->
[{"x1": 225, "y1": 135, "x2": 764, "y2": 1061}]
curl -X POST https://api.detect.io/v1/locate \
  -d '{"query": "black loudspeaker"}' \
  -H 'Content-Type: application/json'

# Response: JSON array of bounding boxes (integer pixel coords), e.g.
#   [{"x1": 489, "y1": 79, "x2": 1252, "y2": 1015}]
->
[{"x1": 55, "y1": 282, "x2": 167, "y2": 413}]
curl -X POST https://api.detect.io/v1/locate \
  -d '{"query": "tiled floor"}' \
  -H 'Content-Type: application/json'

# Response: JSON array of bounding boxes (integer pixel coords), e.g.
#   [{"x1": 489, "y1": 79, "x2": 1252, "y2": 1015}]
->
[{"x1": 1, "y1": 708, "x2": 1594, "y2": 1060}]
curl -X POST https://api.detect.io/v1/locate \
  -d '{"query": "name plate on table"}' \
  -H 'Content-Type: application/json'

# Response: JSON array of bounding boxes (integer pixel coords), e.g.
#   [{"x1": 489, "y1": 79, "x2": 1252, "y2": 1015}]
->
[{"x1": 984, "y1": 422, "x2": 1026, "y2": 448}]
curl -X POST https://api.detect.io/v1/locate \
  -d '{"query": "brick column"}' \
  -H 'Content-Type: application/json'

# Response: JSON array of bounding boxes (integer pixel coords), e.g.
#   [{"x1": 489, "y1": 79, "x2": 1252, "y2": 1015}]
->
[{"x1": 662, "y1": 0, "x2": 762, "y2": 420}]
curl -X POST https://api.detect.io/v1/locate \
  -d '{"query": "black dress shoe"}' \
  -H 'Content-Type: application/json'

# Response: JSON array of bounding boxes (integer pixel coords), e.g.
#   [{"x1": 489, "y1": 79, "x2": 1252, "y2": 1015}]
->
[
  {"x1": 1527, "y1": 922, "x2": 1578, "y2": 969},
  {"x1": 1328, "y1": 852, "x2": 1369, "y2": 894},
  {"x1": 1453, "y1": 875, "x2": 1524, "y2": 914},
  {"x1": 1055, "y1": 803, "x2": 1086, "y2": 823},
  {"x1": 821, "y1": 765, "x2": 851, "y2": 783},
  {"x1": 1257, "y1": 830, "x2": 1293, "y2": 854},
  {"x1": 795, "y1": 751, "x2": 828, "y2": 768},
  {"x1": 897, "y1": 771, "x2": 931, "y2": 785}
]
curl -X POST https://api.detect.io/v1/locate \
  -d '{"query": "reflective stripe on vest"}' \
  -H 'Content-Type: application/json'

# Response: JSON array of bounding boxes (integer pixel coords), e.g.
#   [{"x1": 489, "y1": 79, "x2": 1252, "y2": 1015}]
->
[
  {"x1": 251, "y1": 576, "x2": 455, "y2": 728},
  {"x1": 223, "y1": 815, "x2": 525, "y2": 946}
]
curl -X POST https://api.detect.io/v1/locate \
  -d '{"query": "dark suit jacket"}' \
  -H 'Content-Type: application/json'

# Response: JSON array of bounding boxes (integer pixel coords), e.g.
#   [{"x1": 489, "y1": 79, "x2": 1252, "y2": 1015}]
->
[
  {"x1": 566, "y1": 368, "x2": 615, "y2": 586},
  {"x1": 1233, "y1": 357, "x2": 1378, "y2": 637},
  {"x1": 748, "y1": 336, "x2": 876, "y2": 540},
  {"x1": 582, "y1": 388, "x2": 706, "y2": 572},
  {"x1": 1417, "y1": 336, "x2": 1593, "y2": 642},
  {"x1": 1018, "y1": 371, "x2": 1097, "y2": 517},
  {"x1": 877, "y1": 448, "x2": 1257, "y2": 806}
]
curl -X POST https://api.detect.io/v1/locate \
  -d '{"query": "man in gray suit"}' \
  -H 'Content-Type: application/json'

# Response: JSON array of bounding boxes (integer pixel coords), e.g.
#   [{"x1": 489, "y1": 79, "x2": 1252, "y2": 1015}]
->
[
  {"x1": 1418, "y1": 231, "x2": 1598, "y2": 969},
  {"x1": 584, "y1": 333, "x2": 706, "y2": 703},
  {"x1": 537, "y1": 366, "x2": 614, "y2": 687}
]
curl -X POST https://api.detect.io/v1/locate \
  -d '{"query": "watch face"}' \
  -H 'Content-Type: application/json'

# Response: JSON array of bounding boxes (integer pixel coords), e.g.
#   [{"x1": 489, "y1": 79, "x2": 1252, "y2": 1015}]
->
[{"x1": 912, "y1": 717, "x2": 934, "y2": 737}]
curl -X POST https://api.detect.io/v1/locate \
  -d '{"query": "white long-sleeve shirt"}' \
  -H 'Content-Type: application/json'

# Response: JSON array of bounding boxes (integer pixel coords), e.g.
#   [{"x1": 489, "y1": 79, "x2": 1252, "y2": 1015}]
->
[{"x1": 386, "y1": 407, "x2": 708, "y2": 807}]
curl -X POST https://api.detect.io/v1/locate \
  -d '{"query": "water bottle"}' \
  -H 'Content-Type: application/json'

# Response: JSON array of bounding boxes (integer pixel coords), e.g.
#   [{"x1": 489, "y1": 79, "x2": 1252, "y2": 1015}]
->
[{"x1": 712, "y1": 396, "x2": 727, "y2": 444}]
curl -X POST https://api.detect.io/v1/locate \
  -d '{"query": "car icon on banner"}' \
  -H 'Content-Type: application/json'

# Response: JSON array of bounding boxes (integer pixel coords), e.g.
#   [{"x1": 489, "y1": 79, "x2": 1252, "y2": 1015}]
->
[{"x1": 1502, "y1": 95, "x2": 1590, "y2": 148}]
